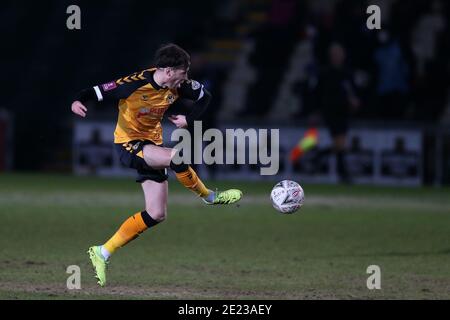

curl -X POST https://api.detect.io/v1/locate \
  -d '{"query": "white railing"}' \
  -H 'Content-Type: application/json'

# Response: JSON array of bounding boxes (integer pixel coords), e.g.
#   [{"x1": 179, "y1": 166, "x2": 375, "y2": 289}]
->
[{"x1": 72, "y1": 120, "x2": 449, "y2": 186}]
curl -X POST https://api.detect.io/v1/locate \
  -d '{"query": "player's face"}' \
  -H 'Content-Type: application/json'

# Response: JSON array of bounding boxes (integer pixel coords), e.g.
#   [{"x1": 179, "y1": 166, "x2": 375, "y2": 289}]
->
[{"x1": 166, "y1": 68, "x2": 188, "y2": 89}]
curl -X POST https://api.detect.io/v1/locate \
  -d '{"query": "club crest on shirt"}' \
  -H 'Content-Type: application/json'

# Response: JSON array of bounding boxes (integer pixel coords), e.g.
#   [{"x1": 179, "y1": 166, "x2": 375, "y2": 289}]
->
[
  {"x1": 166, "y1": 94, "x2": 175, "y2": 104},
  {"x1": 132, "y1": 141, "x2": 141, "y2": 151}
]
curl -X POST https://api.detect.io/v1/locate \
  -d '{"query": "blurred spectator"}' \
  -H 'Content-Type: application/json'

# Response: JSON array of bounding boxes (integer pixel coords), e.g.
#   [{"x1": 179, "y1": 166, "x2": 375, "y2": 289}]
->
[
  {"x1": 411, "y1": 0, "x2": 449, "y2": 122},
  {"x1": 372, "y1": 31, "x2": 410, "y2": 119},
  {"x1": 412, "y1": 0, "x2": 446, "y2": 76},
  {"x1": 242, "y1": 0, "x2": 303, "y2": 116},
  {"x1": 312, "y1": 43, "x2": 360, "y2": 183}
]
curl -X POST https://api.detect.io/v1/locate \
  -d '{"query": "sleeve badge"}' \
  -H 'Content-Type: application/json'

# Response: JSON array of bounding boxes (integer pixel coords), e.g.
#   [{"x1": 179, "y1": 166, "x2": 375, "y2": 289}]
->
[{"x1": 190, "y1": 80, "x2": 201, "y2": 90}]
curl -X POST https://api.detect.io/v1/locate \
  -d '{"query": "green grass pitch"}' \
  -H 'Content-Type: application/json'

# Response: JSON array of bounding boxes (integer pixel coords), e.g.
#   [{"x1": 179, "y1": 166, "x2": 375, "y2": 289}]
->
[{"x1": 0, "y1": 173, "x2": 449, "y2": 299}]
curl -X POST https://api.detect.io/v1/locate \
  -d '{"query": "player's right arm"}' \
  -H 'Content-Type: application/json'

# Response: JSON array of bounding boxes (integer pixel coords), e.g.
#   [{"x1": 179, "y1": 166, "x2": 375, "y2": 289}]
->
[
  {"x1": 71, "y1": 100, "x2": 88, "y2": 117},
  {"x1": 71, "y1": 73, "x2": 147, "y2": 117},
  {"x1": 71, "y1": 83, "x2": 117, "y2": 117}
]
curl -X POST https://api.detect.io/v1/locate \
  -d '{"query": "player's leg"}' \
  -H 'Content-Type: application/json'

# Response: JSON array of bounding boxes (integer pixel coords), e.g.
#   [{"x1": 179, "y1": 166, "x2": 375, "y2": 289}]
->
[
  {"x1": 101, "y1": 180, "x2": 166, "y2": 257},
  {"x1": 88, "y1": 181, "x2": 167, "y2": 286},
  {"x1": 141, "y1": 144, "x2": 210, "y2": 198},
  {"x1": 88, "y1": 142, "x2": 169, "y2": 286},
  {"x1": 141, "y1": 179, "x2": 168, "y2": 222},
  {"x1": 142, "y1": 144, "x2": 242, "y2": 204}
]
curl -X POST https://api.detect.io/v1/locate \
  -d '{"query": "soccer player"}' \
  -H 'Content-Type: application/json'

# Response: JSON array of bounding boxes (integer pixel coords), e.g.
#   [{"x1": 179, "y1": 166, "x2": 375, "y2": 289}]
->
[{"x1": 71, "y1": 44, "x2": 242, "y2": 286}]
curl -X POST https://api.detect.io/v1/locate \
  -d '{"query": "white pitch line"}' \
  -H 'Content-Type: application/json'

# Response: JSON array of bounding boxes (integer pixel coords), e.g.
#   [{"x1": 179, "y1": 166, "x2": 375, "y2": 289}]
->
[{"x1": 0, "y1": 191, "x2": 448, "y2": 212}]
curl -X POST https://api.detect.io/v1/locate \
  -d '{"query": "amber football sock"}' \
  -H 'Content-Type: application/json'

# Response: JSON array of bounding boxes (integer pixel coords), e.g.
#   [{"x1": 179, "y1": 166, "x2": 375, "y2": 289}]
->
[
  {"x1": 102, "y1": 211, "x2": 159, "y2": 259},
  {"x1": 175, "y1": 166, "x2": 210, "y2": 198}
]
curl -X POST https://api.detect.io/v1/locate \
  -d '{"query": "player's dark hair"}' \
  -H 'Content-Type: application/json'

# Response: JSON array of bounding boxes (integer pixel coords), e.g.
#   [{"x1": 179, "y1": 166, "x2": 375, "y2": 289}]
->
[{"x1": 154, "y1": 43, "x2": 190, "y2": 70}]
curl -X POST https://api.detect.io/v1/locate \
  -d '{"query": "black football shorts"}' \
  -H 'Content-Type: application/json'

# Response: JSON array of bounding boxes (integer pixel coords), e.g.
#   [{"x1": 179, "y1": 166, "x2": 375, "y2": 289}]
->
[{"x1": 115, "y1": 140, "x2": 168, "y2": 183}]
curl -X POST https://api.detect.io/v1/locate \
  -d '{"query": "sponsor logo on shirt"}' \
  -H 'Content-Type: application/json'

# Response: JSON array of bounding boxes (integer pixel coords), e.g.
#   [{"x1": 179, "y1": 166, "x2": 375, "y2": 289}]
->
[
  {"x1": 137, "y1": 107, "x2": 150, "y2": 118},
  {"x1": 137, "y1": 107, "x2": 167, "y2": 118}
]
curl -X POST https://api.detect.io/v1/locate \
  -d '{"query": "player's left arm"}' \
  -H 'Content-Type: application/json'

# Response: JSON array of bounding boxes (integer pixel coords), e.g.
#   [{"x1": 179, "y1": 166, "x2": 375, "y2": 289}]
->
[{"x1": 170, "y1": 80, "x2": 212, "y2": 128}]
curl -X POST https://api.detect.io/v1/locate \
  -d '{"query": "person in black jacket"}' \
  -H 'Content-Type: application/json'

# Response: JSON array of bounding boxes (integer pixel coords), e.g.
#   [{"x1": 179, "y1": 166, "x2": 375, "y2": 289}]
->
[{"x1": 314, "y1": 43, "x2": 360, "y2": 183}]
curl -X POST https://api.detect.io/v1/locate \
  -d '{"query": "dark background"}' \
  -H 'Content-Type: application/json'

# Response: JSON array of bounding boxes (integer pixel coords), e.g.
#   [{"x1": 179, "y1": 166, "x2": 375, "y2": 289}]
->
[{"x1": 1, "y1": 0, "x2": 449, "y2": 176}]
